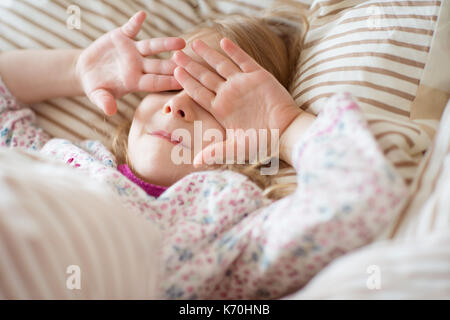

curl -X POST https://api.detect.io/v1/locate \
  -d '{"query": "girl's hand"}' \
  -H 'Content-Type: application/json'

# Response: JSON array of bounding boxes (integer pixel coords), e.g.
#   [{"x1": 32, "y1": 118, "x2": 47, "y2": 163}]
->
[
  {"x1": 76, "y1": 11, "x2": 185, "y2": 115},
  {"x1": 173, "y1": 38, "x2": 301, "y2": 166}
]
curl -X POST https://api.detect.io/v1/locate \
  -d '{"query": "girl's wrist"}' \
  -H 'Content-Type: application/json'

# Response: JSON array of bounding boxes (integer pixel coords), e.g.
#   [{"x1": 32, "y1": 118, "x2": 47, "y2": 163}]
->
[
  {"x1": 279, "y1": 111, "x2": 316, "y2": 166},
  {"x1": 71, "y1": 49, "x2": 84, "y2": 96}
]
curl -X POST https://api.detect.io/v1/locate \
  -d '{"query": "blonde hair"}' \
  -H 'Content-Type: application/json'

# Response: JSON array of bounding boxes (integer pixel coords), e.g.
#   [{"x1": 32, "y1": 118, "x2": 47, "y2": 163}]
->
[{"x1": 112, "y1": 1, "x2": 310, "y2": 199}]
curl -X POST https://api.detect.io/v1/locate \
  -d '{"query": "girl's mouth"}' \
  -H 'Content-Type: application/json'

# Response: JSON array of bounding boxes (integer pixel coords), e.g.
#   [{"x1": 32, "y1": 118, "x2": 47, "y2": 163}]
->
[{"x1": 148, "y1": 130, "x2": 189, "y2": 149}]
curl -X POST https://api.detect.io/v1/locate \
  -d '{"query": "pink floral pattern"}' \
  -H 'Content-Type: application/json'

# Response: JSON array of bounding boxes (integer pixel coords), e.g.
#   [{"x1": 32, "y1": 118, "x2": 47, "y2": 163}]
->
[{"x1": 0, "y1": 76, "x2": 408, "y2": 299}]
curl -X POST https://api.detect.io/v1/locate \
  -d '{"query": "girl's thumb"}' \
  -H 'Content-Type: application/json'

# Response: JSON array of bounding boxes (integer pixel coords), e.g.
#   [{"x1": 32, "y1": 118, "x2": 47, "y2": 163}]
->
[
  {"x1": 121, "y1": 11, "x2": 146, "y2": 38},
  {"x1": 88, "y1": 89, "x2": 117, "y2": 116}
]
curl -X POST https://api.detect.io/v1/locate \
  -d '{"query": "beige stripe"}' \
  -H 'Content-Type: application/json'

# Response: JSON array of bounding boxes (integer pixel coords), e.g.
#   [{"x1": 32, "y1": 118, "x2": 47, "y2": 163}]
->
[
  {"x1": 121, "y1": 93, "x2": 141, "y2": 112},
  {"x1": 304, "y1": 26, "x2": 434, "y2": 50},
  {"x1": 0, "y1": 38, "x2": 15, "y2": 50},
  {"x1": 6, "y1": 7, "x2": 80, "y2": 48},
  {"x1": 342, "y1": 13, "x2": 436, "y2": 25},
  {"x1": 66, "y1": 97, "x2": 104, "y2": 118},
  {"x1": 0, "y1": 31, "x2": 21, "y2": 49},
  {"x1": 311, "y1": 13, "x2": 437, "y2": 30},
  {"x1": 297, "y1": 39, "x2": 429, "y2": 76},
  {"x1": 34, "y1": 109, "x2": 85, "y2": 140},
  {"x1": 394, "y1": 160, "x2": 419, "y2": 168},
  {"x1": 383, "y1": 144, "x2": 401, "y2": 154},
  {"x1": 296, "y1": 92, "x2": 334, "y2": 110},
  {"x1": 375, "y1": 131, "x2": 415, "y2": 148},
  {"x1": 356, "y1": 96, "x2": 411, "y2": 117},
  {"x1": 153, "y1": 0, "x2": 198, "y2": 25},
  {"x1": 0, "y1": 20, "x2": 50, "y2": 48},
  {"x1": 298, "y1": 93, "x2": 411, "y2": 117},
  {"x1": 298, "y1": 66, "x2": 420, "y2": 89},
  {"x1": 315, "y1": 1, "x2": 442, "y2": 20},
  {"x1": 297, "y1": 52, "x2": 425, "y2": 83},
  {"x1": 45, "y1": 101, "x2": 110, "y2": 138},
  {"x1": 417, "y1": 123, "x2": 436, "y2": 140},
  {"x1": 367, "y1": 119, "x2": 421, "y2": 134},
  {"x1": 142, "y1": 7, "x2": 182, "y2": 34},
  {"x1": 294, "y1": 80, "x2": 415, "y2": 103},
  {"x1": 66, "y1": 96, "x2": 127, "y2": 125},
  {"x1": 207, "y1": 4, "x2": 224, "y2": 17}
]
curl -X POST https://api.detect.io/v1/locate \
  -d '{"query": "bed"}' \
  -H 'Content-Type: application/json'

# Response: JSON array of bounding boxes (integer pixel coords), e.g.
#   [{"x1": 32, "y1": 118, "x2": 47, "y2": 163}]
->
[{"x1": 0, "y1": 0, "x2": 449, "y2": 299}]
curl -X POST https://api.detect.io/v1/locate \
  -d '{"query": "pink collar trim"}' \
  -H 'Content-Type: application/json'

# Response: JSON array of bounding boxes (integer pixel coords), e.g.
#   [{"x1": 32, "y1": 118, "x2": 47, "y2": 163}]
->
[{"x1": 117, "y1": 164, "x2": 168, "y2": 198}]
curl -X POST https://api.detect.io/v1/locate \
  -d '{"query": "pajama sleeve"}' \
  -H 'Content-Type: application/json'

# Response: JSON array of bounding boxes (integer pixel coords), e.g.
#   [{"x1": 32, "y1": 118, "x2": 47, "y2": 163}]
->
[
  {"x1": 207, "y1": 92, "x2": 409, "y2": 299},
  {"x1": 0, "y1": 75, "x2": 51, "y2": 151}
]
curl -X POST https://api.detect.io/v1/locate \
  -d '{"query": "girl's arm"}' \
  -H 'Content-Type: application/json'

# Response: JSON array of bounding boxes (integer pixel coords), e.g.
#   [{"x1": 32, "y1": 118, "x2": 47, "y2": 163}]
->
[
  {"x1": 0, "y1": 49, "x2": 83, "y2": 104},
  {"x1": 0, "y1": 11, "x2": 185, "y2": 114}
]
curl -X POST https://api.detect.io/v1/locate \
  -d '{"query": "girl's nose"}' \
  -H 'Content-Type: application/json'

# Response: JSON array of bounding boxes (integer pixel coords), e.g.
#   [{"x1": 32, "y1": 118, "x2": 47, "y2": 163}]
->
[
  {"x1": 163, "y1": 93, "x2": 194, "y2": 122},
  {"x1": 163, "y1": 105, "x2": 186, "y2": 119}
]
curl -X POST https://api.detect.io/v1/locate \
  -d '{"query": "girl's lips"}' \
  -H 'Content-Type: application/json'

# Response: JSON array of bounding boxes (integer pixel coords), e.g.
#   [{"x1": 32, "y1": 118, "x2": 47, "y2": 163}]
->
[{"x1": 148, "y1": 130, "x2": 189, "y2": 149}]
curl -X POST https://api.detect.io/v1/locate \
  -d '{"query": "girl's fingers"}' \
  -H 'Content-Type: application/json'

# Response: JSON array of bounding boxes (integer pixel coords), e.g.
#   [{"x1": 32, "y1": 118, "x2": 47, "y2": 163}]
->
[
  {"x1": 136, "y1": 37, "x2": 186, "y2": 56},
  {"x1": 174, "y1": 66, "x2": 215, "y2": 111},
  {"x1": 220, "y1": 38, "x2": 261, "y2": 73},
  {"x1": 173, "y1": 50, "x2": 224, "y2": 93},
  {"x1": 193, "y1": 142, "x2": 222, "y2": 167},
  {"x1": 193, "y1": 139, "x2": 238, "y2": 167},
  {"x1": 138, "y1": 74, "x2": 182, "y2": 92},
  {"x1": 121, "y1": 11, "x2": 146, "y2": 38},
  {"x1": 191, "y1": 39, "x2": 241, "y2": 79},
  {"x1": 142, "y1": 58, "x2": 177, "y2": 75},
  {"x1": 88, "y1": 89, "x2": 117, "y2": 116}
]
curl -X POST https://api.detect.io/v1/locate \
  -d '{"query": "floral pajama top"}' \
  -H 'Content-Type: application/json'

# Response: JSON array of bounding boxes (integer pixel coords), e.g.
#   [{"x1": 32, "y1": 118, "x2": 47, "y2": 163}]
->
[{"x1": 0, "y1": 76, "x2": 408, "y2": 299}]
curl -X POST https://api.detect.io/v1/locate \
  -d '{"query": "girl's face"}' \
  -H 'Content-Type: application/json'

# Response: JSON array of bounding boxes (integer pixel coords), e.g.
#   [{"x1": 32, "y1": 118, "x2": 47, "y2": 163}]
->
[{"x1": 127, "y1": 33, "x2": 225, "y2": 186}]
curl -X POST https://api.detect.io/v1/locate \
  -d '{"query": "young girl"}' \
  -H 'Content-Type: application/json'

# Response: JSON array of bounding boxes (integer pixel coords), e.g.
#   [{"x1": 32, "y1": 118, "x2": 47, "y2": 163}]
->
[{"x1": 0, "y1": 6, "x2": 407, "y2": 299}]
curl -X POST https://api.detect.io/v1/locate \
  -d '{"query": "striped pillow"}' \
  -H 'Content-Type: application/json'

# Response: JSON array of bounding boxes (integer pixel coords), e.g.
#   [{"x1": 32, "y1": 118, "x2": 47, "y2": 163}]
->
[{"x1": 291, "y1": 0, "x2": 449, "y2": 185}]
